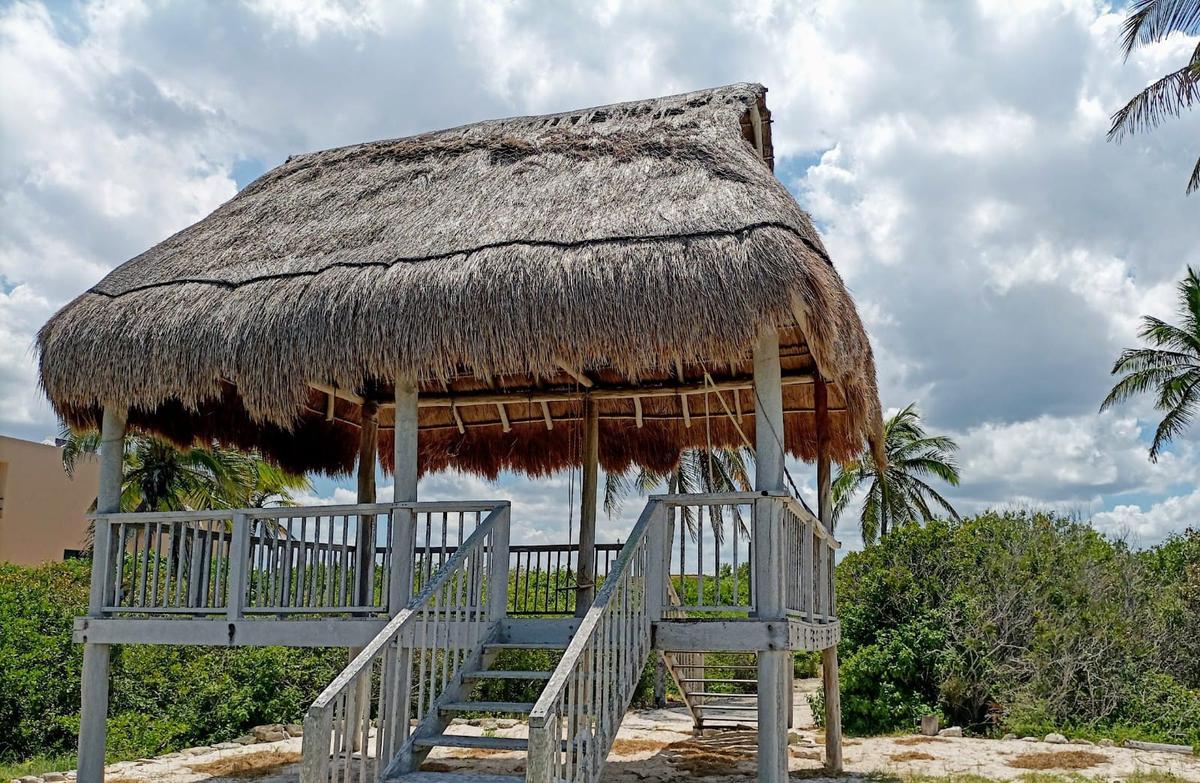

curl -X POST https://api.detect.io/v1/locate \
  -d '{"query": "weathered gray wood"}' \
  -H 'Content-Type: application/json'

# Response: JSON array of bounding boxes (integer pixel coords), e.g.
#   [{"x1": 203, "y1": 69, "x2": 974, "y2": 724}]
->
[
  {"x1": 576, "y1": 394, "x2": 599, "y2": 616},
  {"x1": 489, "y1": 506, "x2": 511, "y2": 621},
  {"x1": 226, "y1": 513, "x2": 249, "y2": 621},
  {"x1": 815, "y1": 374, "x2": 843, "y2": 774},
  {"x1": 413, "y1": 735, "x2": 529, "y2": 751},
  {"x1": 753, "y1": 330, "x2": 789, "y2": 783},
  {"x1": 394, "y1": 376, "x2": 419, "y2": 504},
  {"x1": 646, "y1": 502, "x2": 666, "y2": 622},
  {"x1": 653, "y1": 620, "x2": 789, "y2": 651},
  {"x1": 79, "y1": 405, "x2": 125, "y2": 783}
]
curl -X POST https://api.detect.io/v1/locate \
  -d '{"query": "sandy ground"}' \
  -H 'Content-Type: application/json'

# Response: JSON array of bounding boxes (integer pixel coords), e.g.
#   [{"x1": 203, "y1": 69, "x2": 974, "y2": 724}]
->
[{"x1": 75, "y1": 680, "x2": 1200, "y2": 783}]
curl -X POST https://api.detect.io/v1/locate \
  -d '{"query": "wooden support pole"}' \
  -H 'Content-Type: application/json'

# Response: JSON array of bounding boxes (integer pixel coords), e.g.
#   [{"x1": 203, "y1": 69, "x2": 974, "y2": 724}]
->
[
  {"x1": 79, "y1": 405, "x2": 126, "y2": 783},
  {"x1": 753, "y1": 330, "x2": 789, "y2": 783},
  {"x1": 394, "y1": 377, "x2": 419, "y2": 504},
  {"x1": 351, "y1": 398, "x2": 380, "y2": 751},
  {"x1": 355, "y1": 398, "x2": 379, "y2": 606},
  {"x1": 575, "y1": 394, "x2": 599, "y2": 616},
  {"x1": 815, "y1": 375, "x2": 843, "y2": 774}
]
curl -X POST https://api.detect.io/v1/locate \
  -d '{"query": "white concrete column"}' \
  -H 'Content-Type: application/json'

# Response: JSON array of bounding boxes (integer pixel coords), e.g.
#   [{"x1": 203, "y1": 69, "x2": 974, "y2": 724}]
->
[
  {"x1": 79, "y1": 405, "x2": 126, "y2": 783},
  {"x1": 753, "y1": 329, "x2": 789, "y2": 783}
]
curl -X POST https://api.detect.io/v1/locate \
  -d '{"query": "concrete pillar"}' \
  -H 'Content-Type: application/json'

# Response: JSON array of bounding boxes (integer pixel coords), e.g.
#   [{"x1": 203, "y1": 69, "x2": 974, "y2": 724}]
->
[
  {"x1": 79, "y1": 405, "x2": 126, "y2": 783},
  {"x1": 753, "y1": 329, "x2": 788, "y2": 783}
]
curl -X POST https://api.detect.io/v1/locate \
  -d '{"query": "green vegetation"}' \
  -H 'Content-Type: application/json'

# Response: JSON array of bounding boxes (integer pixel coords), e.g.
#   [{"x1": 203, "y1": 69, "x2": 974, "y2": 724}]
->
[
  {"x1": 1101, "y1": 266, "x2": 1200, "y2": 461},
  {"x1": 60, "y1": 429, "x2": 309, "y2": 513},
  {"x1": 0, "y1": 559, "x2": 343, "y2": 766},
  {"x1": 820, "y1": 511, "x2": 1200, "y2": 746},
  {"x1": 833, "y1": 403, "x2": 961, "y2": 545}
]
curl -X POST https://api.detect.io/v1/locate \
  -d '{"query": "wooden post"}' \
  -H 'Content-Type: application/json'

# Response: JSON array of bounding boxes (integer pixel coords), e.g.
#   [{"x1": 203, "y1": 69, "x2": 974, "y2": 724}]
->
[
  {"x1": 394, "y1": 377, "x2": 419, "y2": 504},
  {"x1": 488, "y1": 505, "x2": 511, "y2": 621},
  {"x1": 350, "y1": 397, "x2": 379, "y2": 751},
  {"x1": 354, "y1": 398, "x2": 379, "y2": 607},
  {"x1": 753, "y1": 330, "x2": 789, "y2": 783},
  {"x1": 815, "y1": 375, "x2": 843, "y2": 773},
  {"x1": 575, "y1": 394, "x2": 598, "y2": 616},
  {"x1": 79, "y1": 405, "x2": 125, "y2": 783}
]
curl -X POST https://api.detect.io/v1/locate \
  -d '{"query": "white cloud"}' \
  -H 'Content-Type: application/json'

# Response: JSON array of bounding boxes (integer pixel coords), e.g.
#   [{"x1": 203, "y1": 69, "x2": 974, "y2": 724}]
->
[
  {"x1": 1, "y1": 0, "x2": 1197, "y2": 546},
  {"x1": 1094, "y1": 487, "x2": 1200, "y2": 546}
]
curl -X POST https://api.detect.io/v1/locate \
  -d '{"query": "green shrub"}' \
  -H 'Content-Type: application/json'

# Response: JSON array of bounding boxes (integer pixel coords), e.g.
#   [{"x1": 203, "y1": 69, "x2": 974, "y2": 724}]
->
[
  {"x1": 0, "y1": 561, "x2": 343, "y2": 764},
  {"x1": 820, "y1": 514, "x2": 1200, "y2": 743}
]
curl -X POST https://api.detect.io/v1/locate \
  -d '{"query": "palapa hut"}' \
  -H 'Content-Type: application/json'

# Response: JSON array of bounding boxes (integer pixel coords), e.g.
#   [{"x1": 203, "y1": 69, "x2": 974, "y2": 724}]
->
[{"x1": 40, "y1": 83, "x2": 883, "y2": 783}]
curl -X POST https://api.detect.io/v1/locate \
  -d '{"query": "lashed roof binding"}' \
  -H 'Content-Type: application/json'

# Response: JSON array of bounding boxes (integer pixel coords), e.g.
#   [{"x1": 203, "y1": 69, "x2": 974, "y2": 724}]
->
[{"x1": 38, "y1": 82, "x2": 884, "y2": 478}]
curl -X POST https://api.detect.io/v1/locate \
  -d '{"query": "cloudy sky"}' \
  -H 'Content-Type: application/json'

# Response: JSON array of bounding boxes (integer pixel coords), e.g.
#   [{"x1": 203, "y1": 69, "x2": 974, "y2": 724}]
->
[{"x1": 1, "y1": 0, "x2": 1196, "y2": 550}]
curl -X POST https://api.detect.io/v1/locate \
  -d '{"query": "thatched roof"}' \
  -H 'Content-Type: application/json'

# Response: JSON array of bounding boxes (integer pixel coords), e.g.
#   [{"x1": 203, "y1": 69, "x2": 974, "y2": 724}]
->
[{"x1": 38, "y1": 83, "x2": 884, "y2": 478}]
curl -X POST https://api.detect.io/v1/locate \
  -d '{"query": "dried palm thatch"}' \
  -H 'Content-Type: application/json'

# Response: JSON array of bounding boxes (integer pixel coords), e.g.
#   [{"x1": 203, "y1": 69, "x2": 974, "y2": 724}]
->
[{"x1": 38, "y1": 83, "x2": 884, "y2": 477}]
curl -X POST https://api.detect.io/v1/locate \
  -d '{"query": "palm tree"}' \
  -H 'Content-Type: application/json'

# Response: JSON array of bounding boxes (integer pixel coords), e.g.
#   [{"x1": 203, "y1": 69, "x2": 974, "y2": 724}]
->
[
  {"x1": 604, "y1": 447, "x2": 753, "y2": 538},
  {"x1": 1108, "y1": 0, "x2": 1200, "y2": 193},
  {"x1": 832, "y1": 403, "x2": 961, "y2": 545},
  {"x1": 61, "y1": 428, "x2": 309, "y2": 512},
  {"x1": 1100, "y1": 266, "x2": 1200, "y2": 461}
]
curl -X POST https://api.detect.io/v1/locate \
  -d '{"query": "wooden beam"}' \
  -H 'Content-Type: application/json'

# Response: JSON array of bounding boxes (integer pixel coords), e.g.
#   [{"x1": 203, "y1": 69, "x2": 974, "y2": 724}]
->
[
  {"x1": 576, "y1": 396, "x2": 598, "y2": 616},
  {"x1": 325, "y1": 390, "x2": 335, "y2": 422},
  {"x1": 539, "y1": 401, "x2": 553, "y2": 430},
  {"x1": 311, "y1": 382, "x2": 365, "y2": 406},
  {"x1": 373, "y1": 372, "x2": 819, "y2": 409},
  {"x1": 555, "y1": 361, "x2": 594, "y2": 388},
  {"x1": 634, "y1": 396, "x2": 643, "y2": 428},
  {"x1": 450, "y1": 403, "x2": 465, "y2": 434},
  {"x1": 674, "y1": 356, "x2": 686, "y2": 383},
  {"x1": 496, "y1": 403, "x2": 511, "y2": 432},
  {"x1": 680, "y1": 394, "x2": 691, "y2": 428}
]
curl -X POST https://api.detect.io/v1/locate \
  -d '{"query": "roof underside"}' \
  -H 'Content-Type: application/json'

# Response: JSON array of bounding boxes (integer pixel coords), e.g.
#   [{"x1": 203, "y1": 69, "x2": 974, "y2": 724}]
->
[{"x1": 38, "y1": 83, "x2": 884, "y2": 477}]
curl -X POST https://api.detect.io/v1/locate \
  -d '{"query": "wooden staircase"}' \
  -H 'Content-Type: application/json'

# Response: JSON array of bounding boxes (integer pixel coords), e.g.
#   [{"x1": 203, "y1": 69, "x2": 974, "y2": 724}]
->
[
  {"x1": 395, "y1": 637, "x2": 570, "y2": 780},
  {"x1": 663, "y1": 651, "x2": 760, "y2": 732}
]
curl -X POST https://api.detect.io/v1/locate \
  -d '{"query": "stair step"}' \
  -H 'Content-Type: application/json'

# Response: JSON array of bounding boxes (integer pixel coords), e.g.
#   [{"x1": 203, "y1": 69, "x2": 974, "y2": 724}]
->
[
  {"x1": 484, "y1": 642, "x2": 566, "y2": 650},
  {"x1": 689, "y1": 692, "x2": 758, "y2": 698},
  {"x1": 393, "y1": 774, "x2": 524, "y2": 783},
  {"x1": 464, "y1": 670, "x2": 552, "y2": 681},
  {"x1": 674, "y1": 664, "x2": 758, "y2": 670},
  {"x1": 439, "y1": 701, "x2": 535, "y2": 714},
  {"x1": 696, "y1": 705, "x2": 758, "y2": 712},
  {"x1": 679, "y1": 679, "x2": 758, "y2": 684},
  {"x1": 413, "y1": 734, "x2": 529, "y2": 752}
]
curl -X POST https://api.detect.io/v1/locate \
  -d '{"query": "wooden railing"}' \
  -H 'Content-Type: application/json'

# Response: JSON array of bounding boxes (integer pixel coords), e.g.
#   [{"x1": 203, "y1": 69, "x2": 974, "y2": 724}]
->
[
  {"x1": 300, "y1": 502, "x2": 510, "y2": 783},
  {"x1": 780, "y1": 496, "x2": 838, "y2": 624},
  {"x1": 88, "y1": 502, "x2": 499, "y2": 618},
  {"x1": 526, "y1": 500, "x2": 665, "y2": 783},
  {"x1": 412, "y1": 542, "x2": 623, "y2": 616}
]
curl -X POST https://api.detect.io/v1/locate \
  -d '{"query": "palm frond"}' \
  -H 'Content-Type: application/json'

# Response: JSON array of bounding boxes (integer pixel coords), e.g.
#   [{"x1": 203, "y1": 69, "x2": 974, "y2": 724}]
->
[
  {"x1": 1120, "y1": 0, "x2": 1200, "y2": 57},
  {"x1": 1108, "y1": 61, "x2": 1200, "y2": 139},
  {"x1": 1149, "y1": 377, "x2": 1200, "y2": 460}
]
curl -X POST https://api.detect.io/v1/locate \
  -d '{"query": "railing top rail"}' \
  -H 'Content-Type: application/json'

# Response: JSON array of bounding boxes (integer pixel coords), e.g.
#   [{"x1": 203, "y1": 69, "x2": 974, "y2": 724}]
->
[
  {"x1": 779, "y1": 496, "x2": 840, "y2": 548},
  {"x1": 528, "y1": 498, "x2": 661, "y2": 727},
  {"x1": 91, "y1": 499, "x2": 509, "y2": 523},
  {"x1": 308, "y1": 502, "x2": 508, "y2": 712}
]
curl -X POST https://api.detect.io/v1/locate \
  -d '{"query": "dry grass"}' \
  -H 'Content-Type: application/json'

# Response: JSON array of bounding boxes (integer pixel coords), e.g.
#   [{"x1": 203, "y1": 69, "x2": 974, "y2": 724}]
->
[
  {"x1": 894, "y1": 736, "x2": 949, "y2": 746},
  {"x1": 611, "y1": 738, "x2": 669, "y2": 755},
  {"x1": 890, "y1": 751, "x2": 936, "y2": 762},
  {"x1": 660, "y1": 731, "x2": 758, "y2": 777},
  {"x1": 1006, "y1": 750, "x2": 1110, "y2": 770},
  {"x1": 187, "y1": 749, "x2": 302, "y2": 779}
]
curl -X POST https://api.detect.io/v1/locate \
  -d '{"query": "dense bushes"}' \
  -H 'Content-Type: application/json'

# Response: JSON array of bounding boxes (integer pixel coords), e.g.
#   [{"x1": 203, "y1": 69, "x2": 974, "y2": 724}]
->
[
  {"x1": 826, "y1": 511, "x2": 1200, "y2": 745},
  {"x1": 0, "y1": 560, "x2": 343, "y2": 764}
]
